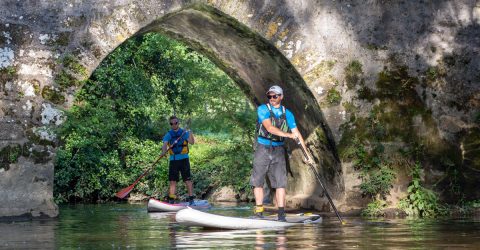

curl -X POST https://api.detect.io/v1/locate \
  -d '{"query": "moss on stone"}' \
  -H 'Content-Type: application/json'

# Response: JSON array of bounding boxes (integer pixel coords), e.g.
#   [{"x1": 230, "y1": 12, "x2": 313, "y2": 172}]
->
[
  {"x1": 314, "y1": 127, "x2": 328, "y2": 145},
  {"x1": 365, "y1": 43, "x2": 387, "y2": 51},
  {"x1": 474, "y1": 111, "x2": 480, "y2": 124},
  {"x1": 31, "y1": 80, "x2": 41, "y2": 95},
  {"x1": 53, "y1": 54, "x2": 88, "y2": 89},
  {"x1": 326, "y1": 88, "x2": 341, "y2": 106},
  {"x1": 375, "y1": 66, "x2": 419, "y2": 99},
  {"x1": 41, "y1": 86, "x2": 65, "y2": 104},
  {"x1": 342, "y1": 101, "x2": 357, "y2": 114},
  {"x1": 462, "y1": 128, "x2": 480, "y2": 170},
  {"x1": 304, "y1": 60, "x2": 337, "y2": 85},
  {"x1": 54, "y1": 69, "x2": 79, "y2": 88},
  {"x1": 60, "y1": 54, "x2": 88, "y2": 78},
  {"x1": 0, "y1": 66, "x2": 17, "y2": 96},
  {"x1": 345, "y1": 60, "x2": 363, "y2": 89},
  {"x1": 21, "y1": 142, "x2": 33, "y2": 157},
  {"x1": 57, "y1": 32, "x2": 71, "y2": 46},
  {"x1": 32, "y1": 149, "x2": 51, "y2": 164},
  {"x1": 0, "y1": 144, "x2": 22, "y2": 170},
  {"x1": 357, "y1": 85, "x2": 375, "y2": 101},
  {"x1": 342, "y1": 65, "x2": 462, "y2": 168},
  {"x1": 65, "y1": 14, "x2": 87, "y2": 28},
  {"x1": 426, "y1": 66, "x2": 438, "y2": 83},
  {"x1": 0, "y1": 23, "x2": 32, "y2": 45},
  {"x1": 0, "y1": 66, "x2": 17, "y2": 85}
]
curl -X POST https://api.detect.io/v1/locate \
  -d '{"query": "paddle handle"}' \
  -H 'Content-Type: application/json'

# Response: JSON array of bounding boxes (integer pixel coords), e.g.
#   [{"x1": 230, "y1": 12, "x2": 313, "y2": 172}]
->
[{"x1": 294, "y1": 138, "x2": 345, "y2": 225}]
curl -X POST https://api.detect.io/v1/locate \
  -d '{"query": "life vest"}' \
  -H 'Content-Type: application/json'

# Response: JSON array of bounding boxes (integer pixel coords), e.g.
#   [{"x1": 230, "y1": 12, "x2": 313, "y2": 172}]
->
[
  {"x1": 167, "y1": 128, "x2": 189, "y2": 155},
  {"x1": 257, "y1": 104, "x2": 289, "y2": 142}
]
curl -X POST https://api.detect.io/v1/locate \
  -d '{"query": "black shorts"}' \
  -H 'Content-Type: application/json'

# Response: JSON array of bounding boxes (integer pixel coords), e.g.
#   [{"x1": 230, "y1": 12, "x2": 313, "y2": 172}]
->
[{"x1": 168, "y1": 158, "x2": 191, "y2": 182}]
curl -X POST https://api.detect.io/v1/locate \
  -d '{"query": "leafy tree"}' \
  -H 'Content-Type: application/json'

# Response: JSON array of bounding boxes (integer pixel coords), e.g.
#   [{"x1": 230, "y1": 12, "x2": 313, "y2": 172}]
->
[{"x1": 54, "y1": 33, "x2": 256, "y2": 203}]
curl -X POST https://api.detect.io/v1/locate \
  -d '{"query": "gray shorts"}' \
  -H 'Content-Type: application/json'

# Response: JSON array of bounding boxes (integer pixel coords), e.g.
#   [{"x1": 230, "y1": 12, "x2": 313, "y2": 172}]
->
[{"x1": 250, "y1": 144, "x2": 287, "y2": 188}]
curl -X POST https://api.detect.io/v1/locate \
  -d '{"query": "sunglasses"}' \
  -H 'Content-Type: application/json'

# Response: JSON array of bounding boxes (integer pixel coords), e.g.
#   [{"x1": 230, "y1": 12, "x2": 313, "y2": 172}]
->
[
  {"x1": 267, "y1": 94, "x2": 281, "y2": 99},
  {"x1": 170, "y1": 122, "x2": 178, "y2": 125}
]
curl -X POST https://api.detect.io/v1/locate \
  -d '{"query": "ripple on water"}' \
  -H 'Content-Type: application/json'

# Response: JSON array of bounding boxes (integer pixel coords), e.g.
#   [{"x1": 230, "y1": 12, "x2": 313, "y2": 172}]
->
[{"x1": 0, "y1": 204, "x2": 479, "y2": 249}]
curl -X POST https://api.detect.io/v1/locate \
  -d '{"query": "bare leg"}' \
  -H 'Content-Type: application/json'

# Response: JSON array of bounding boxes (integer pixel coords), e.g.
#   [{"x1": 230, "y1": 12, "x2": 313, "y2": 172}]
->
[
  {"x1": 169, "y1": 181, "x2": 177, "y2": 196},
  {"x1": 185, "y1": 180, "x2": 193, "y2": 196},
  {"x1": 275, "y1": 188, "x2": 285, "y2": 207},
  {"x1": 254, "y1": 187, "x2": 264, "y2": 206}
]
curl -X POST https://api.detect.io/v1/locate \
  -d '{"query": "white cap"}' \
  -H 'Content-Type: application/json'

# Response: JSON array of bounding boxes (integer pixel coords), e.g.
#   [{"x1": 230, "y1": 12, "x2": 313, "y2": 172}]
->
[{"x1": 266, "y1": 85, "x2": 283, "y2": 95}]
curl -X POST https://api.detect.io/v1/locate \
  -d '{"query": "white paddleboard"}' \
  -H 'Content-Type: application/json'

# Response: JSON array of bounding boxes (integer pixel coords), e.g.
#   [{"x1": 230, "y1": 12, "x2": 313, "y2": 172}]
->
[
  {"x1": 176, "y1": 207, "x2": 322, "y2": 229},
  {"x1": 147, "y1": 198, "x2": 211, "y2": 212}
]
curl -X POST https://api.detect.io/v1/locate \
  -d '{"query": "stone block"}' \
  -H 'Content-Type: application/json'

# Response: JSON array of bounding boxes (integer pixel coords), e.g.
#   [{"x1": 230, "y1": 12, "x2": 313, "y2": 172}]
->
[{"x1": 0, "y1": 122, "x2": 24, "y2": 140}]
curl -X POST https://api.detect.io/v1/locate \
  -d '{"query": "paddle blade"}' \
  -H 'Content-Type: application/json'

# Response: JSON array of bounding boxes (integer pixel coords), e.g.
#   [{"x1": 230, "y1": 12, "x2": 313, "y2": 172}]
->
[{"x1": 116, "y1": 184, "x2": 135, "y2": 199}]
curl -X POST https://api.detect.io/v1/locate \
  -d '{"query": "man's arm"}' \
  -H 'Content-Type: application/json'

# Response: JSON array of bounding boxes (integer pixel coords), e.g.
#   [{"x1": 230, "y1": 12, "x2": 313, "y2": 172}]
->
[
  {"x1": 161, "y1": 141, "x2": 168, "y2": 155},
  {"x1": 261, "y1": 119, "x2": 295, "y2": 139},
  {"x1": 291, "y1": 127, "x2": 314, "y2": 165},
  {"x1": 187, "y1": 131, "x2": 195, "y2": 145}
]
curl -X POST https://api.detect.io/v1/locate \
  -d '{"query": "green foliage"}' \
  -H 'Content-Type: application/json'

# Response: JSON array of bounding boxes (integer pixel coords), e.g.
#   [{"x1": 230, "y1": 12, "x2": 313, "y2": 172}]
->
[
  {"x1": 54, "y1": 54, "x2": 88, "y2": 88},
  {"x1": 344, "y1": 60, "x2": 363, "y2": 88},
  {"x1": 0, "y1": 144, "x2": 22, "y2": 171},
  {"x1": 474, "y1": 111, "x2": 480, "y2": 124},
  {"x1": 0, "y1": 65, "x2": 16, "y2": 79},
  {"x1": 60, "y1": 54, "x2": 88, "y2": 77},
  {"x1": 359, "y1": 165, "x2": 395, "y2": 197},
  {"x1": 42, "y1": 86, "x2": 66, "y2": 104},
  {"x1": 341, "y1": 137, "x2": 395, "y2": 198},
  {"x1": 188, "y1": 136, "x2": 253, "y2": 198},
  {"x1": 426, "y1": 67, "x2": 437, "y2": 82},
  {"x1": 455, "y1": 199, "x2": 480, "y2": 215},
  {"x1": 362, "y1": 199, "x2": 387, "y2": 217},
  {"x1": 398, "y1": 163, "x2": 447, "y2": 218},
  {"x1": 326, "y1": 88, "x2": 341, "y2": 105},
  {"x1": 54, "y1": 33, "x2": 256, "y2": 203}
]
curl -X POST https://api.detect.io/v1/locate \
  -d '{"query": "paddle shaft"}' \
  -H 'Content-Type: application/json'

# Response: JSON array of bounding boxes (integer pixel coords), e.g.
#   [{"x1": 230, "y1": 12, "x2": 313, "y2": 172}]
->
[
  {"x1": 295, "y1": 138, "x2": 344, "y2": 224},
  {"x1": 116, "y1": 130, "x2": 188, "y2": 198}
]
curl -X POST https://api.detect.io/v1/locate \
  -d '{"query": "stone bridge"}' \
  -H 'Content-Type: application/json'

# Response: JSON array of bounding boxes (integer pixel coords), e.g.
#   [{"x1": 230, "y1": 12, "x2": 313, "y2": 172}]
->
[{"x1": 0, "y1": 0, "x2": 479, "y2": 218}]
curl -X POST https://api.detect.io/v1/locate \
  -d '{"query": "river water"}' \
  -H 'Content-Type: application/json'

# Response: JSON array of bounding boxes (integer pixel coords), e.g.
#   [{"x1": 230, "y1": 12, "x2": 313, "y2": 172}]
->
[{"x1": 1, "y1": 203, "x2": 479, "y2": 249}]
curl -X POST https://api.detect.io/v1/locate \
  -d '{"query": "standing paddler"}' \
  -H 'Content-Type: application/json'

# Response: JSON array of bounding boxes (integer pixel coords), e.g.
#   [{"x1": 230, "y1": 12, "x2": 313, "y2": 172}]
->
[
  {"x1": 250, "y1": 85, "x2": 313, "y2": 221},
  {"x1": 162, "y1": 115, "x2": 195, "y2": 205}
]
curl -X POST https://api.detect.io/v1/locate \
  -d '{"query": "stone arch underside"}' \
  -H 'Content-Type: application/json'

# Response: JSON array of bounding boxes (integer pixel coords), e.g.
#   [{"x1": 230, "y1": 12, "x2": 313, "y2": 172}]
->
[{"x1": 137, "y1": 4, "x2": 344, "y2": 210}]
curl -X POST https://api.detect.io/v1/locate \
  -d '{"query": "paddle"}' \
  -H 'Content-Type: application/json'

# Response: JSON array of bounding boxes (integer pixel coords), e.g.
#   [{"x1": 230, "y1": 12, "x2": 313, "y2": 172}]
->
[
  {"x1": 115, "y1": 129, "x2": 187, "y2": 199},
  {"x1": 295, "y1": 137, "x2": 346, "y2": 225}
]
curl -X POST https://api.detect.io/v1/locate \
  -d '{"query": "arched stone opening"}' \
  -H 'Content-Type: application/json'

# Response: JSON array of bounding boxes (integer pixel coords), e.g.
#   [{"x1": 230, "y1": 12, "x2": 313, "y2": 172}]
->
[{"x1": 131, "y1": 4, "x2": 344, "y2": 209}]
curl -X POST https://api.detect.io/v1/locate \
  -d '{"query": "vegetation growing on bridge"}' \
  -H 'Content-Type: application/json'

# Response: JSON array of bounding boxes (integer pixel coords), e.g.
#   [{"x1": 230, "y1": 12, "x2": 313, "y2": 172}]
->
[{"x1": 339, "y1": 59, "x2": 477, "y2": 217}]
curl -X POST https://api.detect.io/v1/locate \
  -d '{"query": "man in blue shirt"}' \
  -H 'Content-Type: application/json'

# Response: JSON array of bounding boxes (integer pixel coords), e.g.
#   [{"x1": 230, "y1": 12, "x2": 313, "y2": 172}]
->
[
  {"x1": 251, "y1": 85, "x2": 313, "y2": 221},
  {"x1": 162, "y1": 116, "x2": 195, "y2": 204}
]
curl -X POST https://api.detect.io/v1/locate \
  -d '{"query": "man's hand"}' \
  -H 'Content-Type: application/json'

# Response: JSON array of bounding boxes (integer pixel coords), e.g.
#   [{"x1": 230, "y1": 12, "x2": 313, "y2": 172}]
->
[
  {"x1": 288, "y1": 133, "x2": 297, "y2": 139},
  {"x1": 304, "y1": 154, "x2": 315, "y2": 165}
]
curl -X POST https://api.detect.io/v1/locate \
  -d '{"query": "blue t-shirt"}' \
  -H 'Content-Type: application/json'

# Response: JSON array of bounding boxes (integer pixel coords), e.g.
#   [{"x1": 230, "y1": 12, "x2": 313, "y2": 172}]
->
[
  {"x1": 257, "y1": 104, "x2": 297, "y2": 146},
  {"x1": 163, "y1": 129, "x2": 190, "y2": 161}
]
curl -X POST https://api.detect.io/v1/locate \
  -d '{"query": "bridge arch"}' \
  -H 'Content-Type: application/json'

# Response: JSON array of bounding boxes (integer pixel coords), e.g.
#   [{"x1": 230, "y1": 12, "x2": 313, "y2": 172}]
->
[{"x1": 120, "y1": 3, "x2": 344, "y2": 210}]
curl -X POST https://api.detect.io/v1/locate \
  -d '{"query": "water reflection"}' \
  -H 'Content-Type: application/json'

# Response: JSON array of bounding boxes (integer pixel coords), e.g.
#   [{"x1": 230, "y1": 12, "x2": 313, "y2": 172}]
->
[
  {"x1": 255, "y1": 230, "x2": 287, "y2": 250},
  {"x1": 0, "y1": 204, "x2": 479, "y2": 249},
  {"x1": 0, "y1": 219, "x2": 56, "y2": 249},
  {"x1": 173, "y1": 228, "x2": 290, "y2": 249}
]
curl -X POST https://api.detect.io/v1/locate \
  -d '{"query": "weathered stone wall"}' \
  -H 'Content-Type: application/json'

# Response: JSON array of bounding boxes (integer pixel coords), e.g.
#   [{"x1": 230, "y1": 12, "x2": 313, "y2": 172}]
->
[{"x1": 0, "y1": 0, "x2": 478, "y2": 217}]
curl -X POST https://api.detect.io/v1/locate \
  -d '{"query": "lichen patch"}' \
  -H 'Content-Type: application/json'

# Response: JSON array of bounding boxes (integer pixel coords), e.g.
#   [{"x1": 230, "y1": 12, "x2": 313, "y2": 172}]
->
[
  {"x1": 33, "y1": 126, "x2": 57, "y2": 141},
  {"x1": 0, "y1": 47, "x2": 14, "y2": 68},
  {"x1": 40, "y1": 103, "x2": 65, "y2": 126},
  {"x1": 19, "y1": 81, "x2": 36, "y2": 97},
  {"x1": 18, "y1": 63, "x2": 53, "y2": 77}
]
